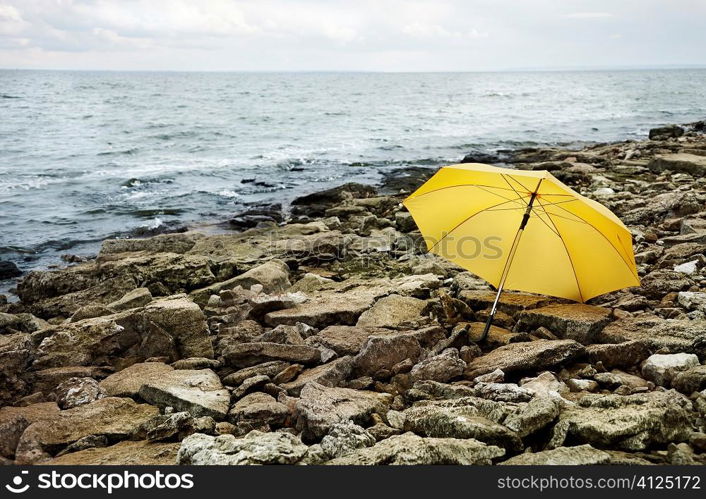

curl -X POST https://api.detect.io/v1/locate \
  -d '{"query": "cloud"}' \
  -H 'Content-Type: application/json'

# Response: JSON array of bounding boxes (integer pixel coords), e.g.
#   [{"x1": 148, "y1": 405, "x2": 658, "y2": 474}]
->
[
  {"x1": 564, "y1": 12, "x2": 614, "y2": 19},
  {"x1": 0, "y1": 0, "x2": 704, "y2": 70}
]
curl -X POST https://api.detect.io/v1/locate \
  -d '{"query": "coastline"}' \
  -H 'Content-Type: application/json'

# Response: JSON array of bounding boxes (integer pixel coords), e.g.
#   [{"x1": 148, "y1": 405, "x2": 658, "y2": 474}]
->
[{"x1": 0, "y1": 120, "x2": 705, "y2": 465}]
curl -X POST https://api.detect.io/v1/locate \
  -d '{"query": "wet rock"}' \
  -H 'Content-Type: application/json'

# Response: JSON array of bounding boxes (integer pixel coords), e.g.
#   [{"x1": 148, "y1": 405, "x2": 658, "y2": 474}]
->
[
  {"x1": 356, "y1": 294, "x2": 428, "y2": 327},
  {"x1": 500, "y1": 444, "x2": 610, "y2": 465},
  {"x1": 15, "y1": 397, "x2": 159, "y2": 464},
  {"x1": 138, "y1": 369, "x2": 230, "y2": 419},
  {"x1": 291, "y1": 183, "x2": 377, "y2": 214},
  {"x1": 0, "y1": 260, "x2": 22, "y2": 279},
  {"x1": 295, "y1": 382, "x2": 391, "y2": 441},
  {"x1": 229, "y1": 204, "x2": 283, "y2": 230},
  {"x1": 54, "y1": 377, "x2": 105, "y2": 409},
  {"x1": 648, "y1": 125, "x2": 684, "y2": 140},
  {"x1": 327, "y1": 432, "x2": 504, "y2": 465},
  {"x1": 223, "y1": 342, "x2": 321, "y2": 368},
  {"x1": 49, "y1": 440, "x2": 179, "y2": 465},
  {"x1": 516, "y1": 304, "x2": 611, "y2": 344},
  {"x1": 586, "y1": 341, "x2": 651, "y2": 369},
  {"x1": 99, "y1": 362, "x2": 173, "y2": 397},
  {"x1": 353, "y1": 333, "x2": 423, "y2": 377},
  {"x1": 548, "y1": 391, "x2": 693, "y2": 451},
  {"x1": 177, "y1": 430, "x2": 308, "y2": 465},
  {"x1": 641, "y1": 353, "x2": 700, "y2": 386},
  {"x1": 410, "y1": 349, "x2": 466, "y2": 383},
  {"x1": 107, "y1": 287, "x2": 153, "y2": 311},
  {"x1": 465, "y1": 339, "x2": 585, "y2": 379},
  {"x1": 280, "y1": 356, "x2": 354, "y2": 396},
  {"x1": 227, "y1": 392, "x2": 289, "y2": 428},
  {"x1": 671, "y1": 365, "x2": 706, "y2": 394}
]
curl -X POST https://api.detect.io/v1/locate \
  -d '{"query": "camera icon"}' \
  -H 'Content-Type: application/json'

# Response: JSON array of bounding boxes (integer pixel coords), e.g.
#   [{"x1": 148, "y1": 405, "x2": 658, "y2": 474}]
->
[{"x1": 5, "y1": 470, "x2": 30, "y2": 494}]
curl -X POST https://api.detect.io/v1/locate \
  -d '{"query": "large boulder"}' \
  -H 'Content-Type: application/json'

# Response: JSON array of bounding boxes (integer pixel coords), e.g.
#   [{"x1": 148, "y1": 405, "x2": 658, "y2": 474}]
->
[
  {"x1": 356, "y1": 295, "x2": 428, "y2": 327},
  {"x1": 410, "y1": 349, "x2": 466, "y2": 383},
  {"x1": 598, "y1": 317, "x2": 706, "y2": 353},
  {"x1": 353, "y1": 333, "x2": 423, "y2": 377},
  {"x1": 265, "y1": 291, "x2": 376, "y2": 328},
  {"x1": 516, "y1": 304, "x2": 611, "y2": 344},
  {"x1": 465, "y1": 339, "x2": 585, "y2": 379},
  {"x1": 648, "y1": 153, "x2": 706, "y2": 175},
  {"x1": 32, "y1": 295, "x2": 213, "y2": 370},
  {"x1": 641, "y1": 353, "x2": 700, "y2": 387},
  {"x1": 0, "y1": 332, "x2": 34, "y2": 404},
  {"x1": 14, "y1": 397, "x2": 159, "y2": 464},
  {"x1": 138, "y1": 369, "x2": 230, "y2": 419},
  {"x1": 190, "y1": 259, "x2": 290, "y2": 306},
  {"x1": 327, "y1": 432, "x2": 504, "y2": 465},
  {"x1": 295, "y1": 382, "x2": 392, "y2": 442},
  {"x1": 393, "y1": 401, "x2": 522, "y2": 451},
  {"x1": 672, "y1": 365, "x2": 706, "y2": 394},
  {"x1": 310, "y1": 325, "x2": 393, "y2": 356},
  {"x1": 227, "y1": 392, "x2": 289, "y2": 429},
  {"x1": 99, "y1": 362, "x2": 174, "y2": 397},
  {"x1": 177, "y1": 431, "x2": 308, "y2": 465},
  {"x1": 548, "y1": 391, "x2": 694, "y2": 451},
  {"x1": 0, "y1": 402, "x2": 59, "y2": 459},
  {"x1": 585, "y1": 341, "x2": 651, "y2": 369},
  {"x1": 280, "y1": 356, "x2": 354, "y2": 396}
]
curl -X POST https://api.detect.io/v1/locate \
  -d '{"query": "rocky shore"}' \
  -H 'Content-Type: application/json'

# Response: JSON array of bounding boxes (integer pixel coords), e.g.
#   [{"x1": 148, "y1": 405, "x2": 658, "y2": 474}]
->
[{"x1": 1, "y1": 121, "x2": 706, "y2": 465}]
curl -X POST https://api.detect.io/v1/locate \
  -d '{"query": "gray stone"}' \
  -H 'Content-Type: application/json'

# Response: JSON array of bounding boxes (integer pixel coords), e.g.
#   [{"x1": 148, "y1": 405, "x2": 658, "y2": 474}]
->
[
  {"x1": 353, "y1": 333, "x2": 423, "y2": 377},
  {"x1": 516, "y1": 304, "x2": 611, "y2": 344},
  {"x1": 356, "y1": 294, "x2": 428, "y2": 327},
  {"x1": 177, "y1": 430, "x2": 308, "y2": 465},
  {"x1": 326, "y1": 432, "x2": 504, "y2": 465},
  {"x1": 54, "y1": 377, "x2": 105, "y2": 409},
  {"x1": 295, "y1": 382, "x2": 391, "y2": 442},
  {"x1": 223, "y1": 342, "x2": 321, "y2": 368},
  {"x1": 138, "y1": 369, "x2": 230, "y2": 419},
  {"x1": 641, "y1": 353, "x2": 700, "y2": 386},
  {"x1": 410, "y1": 349, "x2": 466, "y2": 383},
  {"x1": 465, "y1": 339, "x2": 585, "y2": 379},
  {"x1": 500, "y1": 444, "x2": 611, "y2": 465}
]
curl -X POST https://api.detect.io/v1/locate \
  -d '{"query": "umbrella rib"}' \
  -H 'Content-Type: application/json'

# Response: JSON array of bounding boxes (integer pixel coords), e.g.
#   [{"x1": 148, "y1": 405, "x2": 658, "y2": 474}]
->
[
  {"x1": 549, "y1": 201, "x2": 639, "y2": 280},
  {"x1": 539, "y1": 207, "x2": 590, "y2": 225},
  {"x1": 409, "y1": 183, "x2": 529, "y2": 202},
  {"x1": 428, "y1": 196, "x2": 527, "y2": 252},
  {"x1": 500, "y1": 174, "x2": 529, "y2": 206},
  {"x1": 530, "y1": 206, "x2": 561, "y2": 237},
  {"x1": 504, "y1": 173, "x2": 533, "y2": 194},
  {"x1": 536, "y1": 198, "x2": 584, "y2": 302}
]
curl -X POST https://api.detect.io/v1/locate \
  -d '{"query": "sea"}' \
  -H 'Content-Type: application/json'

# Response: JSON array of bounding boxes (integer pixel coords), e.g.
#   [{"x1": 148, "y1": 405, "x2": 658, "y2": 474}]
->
[{"x1": 1, "y1": 69, "x2": 706, "y2": 291}]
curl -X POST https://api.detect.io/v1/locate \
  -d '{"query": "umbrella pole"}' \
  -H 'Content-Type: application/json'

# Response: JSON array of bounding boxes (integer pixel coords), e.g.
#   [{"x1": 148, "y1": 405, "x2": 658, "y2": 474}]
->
[{"x1": 479, "y1": 190, "x2": 538, "y2": 341}]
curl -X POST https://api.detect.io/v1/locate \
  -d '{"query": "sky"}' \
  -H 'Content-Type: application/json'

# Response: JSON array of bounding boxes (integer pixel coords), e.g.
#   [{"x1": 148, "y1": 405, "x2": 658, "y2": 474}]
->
[{"x1": 0, "y1": 0, "x2": 705, "y2": 71}]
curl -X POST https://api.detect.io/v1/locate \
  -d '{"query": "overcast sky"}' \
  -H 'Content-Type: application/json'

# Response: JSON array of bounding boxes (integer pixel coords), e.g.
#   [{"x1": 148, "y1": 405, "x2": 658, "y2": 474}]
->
[{"x1": 1, "y1": 0, "x2": 705, "y2": 71}]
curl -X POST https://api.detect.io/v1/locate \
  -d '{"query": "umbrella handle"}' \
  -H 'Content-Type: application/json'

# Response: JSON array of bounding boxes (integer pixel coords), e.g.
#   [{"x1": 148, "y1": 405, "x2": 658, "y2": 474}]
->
[{"x1": 478, "y1": 184, "x2": 541, "y2": 342}]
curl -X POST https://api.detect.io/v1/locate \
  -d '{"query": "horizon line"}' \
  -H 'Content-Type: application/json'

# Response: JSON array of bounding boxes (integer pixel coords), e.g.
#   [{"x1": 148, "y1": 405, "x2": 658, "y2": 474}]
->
[{"x1": 1, "y1": 64, "x2": 706, "y2": 74}]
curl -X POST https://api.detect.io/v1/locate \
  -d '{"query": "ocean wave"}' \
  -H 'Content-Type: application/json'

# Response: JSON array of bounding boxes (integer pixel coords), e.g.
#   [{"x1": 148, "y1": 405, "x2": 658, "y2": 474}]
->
[{"x1": 97, "y1": 147, "x2": 139, "y2": 156}]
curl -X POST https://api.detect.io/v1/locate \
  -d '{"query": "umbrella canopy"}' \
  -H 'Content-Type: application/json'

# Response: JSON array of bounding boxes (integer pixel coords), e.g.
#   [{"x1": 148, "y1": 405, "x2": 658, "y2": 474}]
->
[{"x1": 403, "y1": 163, "x2": 639, "y2": 337}]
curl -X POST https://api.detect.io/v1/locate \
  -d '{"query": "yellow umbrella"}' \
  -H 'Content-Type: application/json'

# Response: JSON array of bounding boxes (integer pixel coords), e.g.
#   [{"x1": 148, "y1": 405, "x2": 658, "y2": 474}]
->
[{"x1": 403, "y1": 163, "x2": 640, "y2": 340}]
